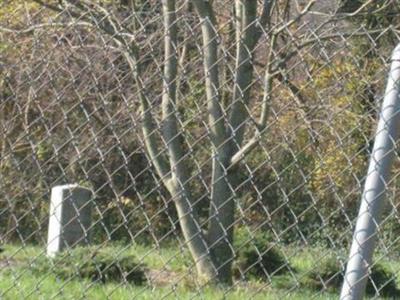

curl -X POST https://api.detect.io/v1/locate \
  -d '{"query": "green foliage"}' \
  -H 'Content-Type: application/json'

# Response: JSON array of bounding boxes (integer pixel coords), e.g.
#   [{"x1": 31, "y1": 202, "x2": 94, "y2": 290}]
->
[
  {"x1": 365, "y1": 264, "x2": 399, "y2": 296},
  {"x1": 233, "y1": 227, "x2": 289, "y2": 279},
  {"x1": 302, "y1": 254, "x2": 399, "y2": 297},
  {"x1": 300, "y1": 254, "x2": 344, "y2": 291},
  {"x1": 239, "y1": 142, "x2": 317, "y2": 244},
  {"x1": 36, "y1": 142, "x2": 53, "y2": 162},
  {"x1": 30, "y1": 246, "x2": 147, "y2": 285}
]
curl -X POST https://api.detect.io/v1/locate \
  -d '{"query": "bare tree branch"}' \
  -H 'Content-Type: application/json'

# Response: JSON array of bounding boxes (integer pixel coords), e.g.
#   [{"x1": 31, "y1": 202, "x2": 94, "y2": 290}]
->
[{"x1": 0, "y1": 22, "x2": 93, "y2": 34}]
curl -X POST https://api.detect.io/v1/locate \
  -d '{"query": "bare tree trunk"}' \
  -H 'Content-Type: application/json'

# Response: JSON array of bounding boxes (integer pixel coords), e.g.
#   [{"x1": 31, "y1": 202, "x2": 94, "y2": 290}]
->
[
  {"x1": 161, "y1": 0, "x2": 217, "y2": 282},
  {"x1": 207, "y1": 158, "x2": 236, "y2": 284},
  {"x1": 192, "y1": 0, "x2": 237, "y2": 284},
  {"x1": 228, "y1": 0, "x2": 258, "y2": 147},
  {"x1": 200, "y1": 0, "x2": 258, "y2": 284}
]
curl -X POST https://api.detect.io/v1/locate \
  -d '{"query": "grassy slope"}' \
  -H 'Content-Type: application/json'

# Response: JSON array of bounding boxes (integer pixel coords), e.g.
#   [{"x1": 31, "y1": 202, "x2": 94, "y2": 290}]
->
[{"x1": 0, "y1": 243, "x2": 390, "y2": 299}]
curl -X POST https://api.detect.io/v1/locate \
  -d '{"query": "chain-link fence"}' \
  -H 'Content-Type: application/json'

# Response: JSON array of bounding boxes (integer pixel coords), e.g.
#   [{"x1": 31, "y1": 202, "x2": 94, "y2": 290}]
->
[{"x1": 1, "y1": 0, "x2": 400, "y2": 299}]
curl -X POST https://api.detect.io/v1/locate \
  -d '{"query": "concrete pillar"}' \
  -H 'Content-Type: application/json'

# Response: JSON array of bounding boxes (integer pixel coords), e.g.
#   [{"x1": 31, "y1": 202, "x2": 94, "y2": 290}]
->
[{"x1": 47, "y1": 184, "x2": 93, "y2": 257}]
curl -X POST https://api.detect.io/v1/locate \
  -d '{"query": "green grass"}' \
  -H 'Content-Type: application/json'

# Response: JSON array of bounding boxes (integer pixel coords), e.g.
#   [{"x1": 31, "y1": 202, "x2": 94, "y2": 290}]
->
[
  {"x1": 0, "y1": 271, "x2": 337, "y2": 300},
  {"x1": 0, "y1": 243, "x2": 395, "y2": 299},
  {"x1": 1, "y1": 243, "x2": 192, "y2": 272}
]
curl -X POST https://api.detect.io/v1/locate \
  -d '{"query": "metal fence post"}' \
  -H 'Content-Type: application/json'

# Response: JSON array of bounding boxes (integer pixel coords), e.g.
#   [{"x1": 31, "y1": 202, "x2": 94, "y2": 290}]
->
[{"x1": 340, "y1": 43, "x2": 400, "y2": 300}]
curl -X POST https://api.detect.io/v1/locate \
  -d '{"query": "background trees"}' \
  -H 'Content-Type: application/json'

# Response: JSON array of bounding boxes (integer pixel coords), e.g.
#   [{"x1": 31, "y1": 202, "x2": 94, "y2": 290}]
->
[{"x1": 1, "y1": 0, "x2": 399, "y2": 284}]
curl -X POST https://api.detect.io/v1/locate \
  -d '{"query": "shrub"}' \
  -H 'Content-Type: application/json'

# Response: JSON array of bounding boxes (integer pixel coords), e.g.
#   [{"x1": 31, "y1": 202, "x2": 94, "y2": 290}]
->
[
  {"x1": 233, "y1": 228, "x2": 289, "y2": 280},
  {"x1": 366, "y1": 264, "x2": 399, "y2": 297},
  {"x1": 31, "y1": 246, "x2": 146, "y2": 285},
  {"x1": 302, "y1": 254, "x2": 399, "y2": 297}
]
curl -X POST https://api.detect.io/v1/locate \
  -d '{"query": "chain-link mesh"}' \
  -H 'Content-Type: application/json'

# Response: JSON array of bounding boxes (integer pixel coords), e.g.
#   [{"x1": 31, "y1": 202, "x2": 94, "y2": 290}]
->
[{"x1": 1, "y1": 0, "x2": 400, "y2": 299}]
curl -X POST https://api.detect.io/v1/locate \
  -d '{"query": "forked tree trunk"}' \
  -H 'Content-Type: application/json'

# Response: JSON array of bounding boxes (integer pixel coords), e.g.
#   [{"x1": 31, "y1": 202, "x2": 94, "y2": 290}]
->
[
  {"x1": 151, "y1": 0, "x2": 262, "y2": 285},
  {"x1": 161, "y1": 0, "x2": 218, "y2": 282},
  {"x1": 126, "y1": 0, "x2": 271, "y2": 285},
  {"x1": 191, "y1": 0, "x2": 236, "y2": 284}
]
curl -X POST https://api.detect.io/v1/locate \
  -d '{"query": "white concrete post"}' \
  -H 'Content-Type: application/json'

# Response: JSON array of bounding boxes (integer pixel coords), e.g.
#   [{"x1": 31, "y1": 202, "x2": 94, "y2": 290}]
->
[
  {"x1": 47, "y1": 184, "x2": 93, "y2": 257},
  {"x1": 340, "y1": 43, "x2": 400, "y2": 299}
]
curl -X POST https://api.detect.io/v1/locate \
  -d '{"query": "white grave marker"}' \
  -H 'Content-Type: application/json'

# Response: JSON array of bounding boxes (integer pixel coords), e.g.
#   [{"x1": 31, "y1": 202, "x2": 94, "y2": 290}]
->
[{"x1": 47, "y1": 184, "x2": 92, "y2": 257}]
